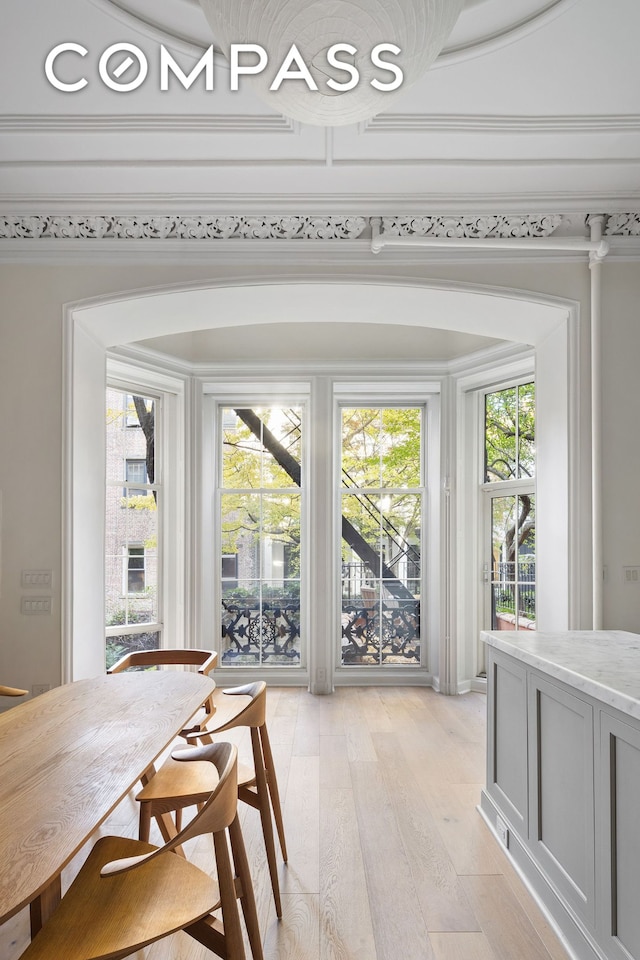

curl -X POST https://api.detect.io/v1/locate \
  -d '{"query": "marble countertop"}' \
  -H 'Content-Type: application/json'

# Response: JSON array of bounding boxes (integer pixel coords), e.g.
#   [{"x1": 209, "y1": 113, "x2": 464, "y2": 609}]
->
[{"x1": 481, "y1": 630, "x2": 640, "y2": 721}]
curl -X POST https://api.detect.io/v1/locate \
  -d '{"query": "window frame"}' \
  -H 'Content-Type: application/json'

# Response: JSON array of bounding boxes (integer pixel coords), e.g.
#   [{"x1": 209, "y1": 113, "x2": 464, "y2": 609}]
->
[
  {"x1": 201, "y1": 382, "x2": 311, "y2": 685},
  {"x1": 124, "y1": 458, "x2": 148, "y2": 497},
  {"x1": 124, "y1": 544, "x2": 146, "y2": 595},
  {"x1": 217, "y1": 401, "x2": 306, "y2": 670},
  {"x1": 332, "y1": 381, "x2": 440, "y2": 687},
  {"x1": 105, "y1": 361, "x2": 187, "y2": 657},
  {"x1": 337, "y1": 402, "x2": 426, "y2": 671},
  {"x1": 480, "y1": 376, "x2": 537, "y2": 640}
]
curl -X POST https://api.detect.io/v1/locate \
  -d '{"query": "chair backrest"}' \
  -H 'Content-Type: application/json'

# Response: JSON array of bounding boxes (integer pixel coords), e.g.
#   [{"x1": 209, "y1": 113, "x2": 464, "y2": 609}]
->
[
  {"x1": 107, "y1": 648, "x2": 218, "y2": 675},
  {"x1": 101, "y1": 741, "x2": 239, "y2": 877},
  {"x1": 206, "y1": 681, "x2": 267, "y2": 733},
  {"x1": 107, "y1": 648, "x2": 218, "y2": 729},
  {"x1": 0, "y1": 684, "x2": 28, "y2": 696}
]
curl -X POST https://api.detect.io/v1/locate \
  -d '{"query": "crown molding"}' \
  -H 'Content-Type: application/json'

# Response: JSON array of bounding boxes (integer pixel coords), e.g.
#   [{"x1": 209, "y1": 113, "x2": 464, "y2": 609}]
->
[
  {"x1": 361, "y1": 114, "x2": 640, "y2": 135},
  {"x1": 110, "y1": 339, "x2": 533, "y2": 380},
  {"x1": 1, "y1": 214, "x2": 639, "y2": 264},
  {"x1": 4, "y1": 113, "x2": 638, "y2": 138},
  {"x1": 0, "y1": 114, "x2": 297, "y2": 135},
  {"x1": 1, "y1": 193, "x2": 639, "y2": 217}
]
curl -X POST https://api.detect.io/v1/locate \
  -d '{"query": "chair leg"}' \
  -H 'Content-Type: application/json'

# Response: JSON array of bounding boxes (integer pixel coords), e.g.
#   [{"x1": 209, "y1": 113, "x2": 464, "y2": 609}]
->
[
  {"x1": 139, "y1": 801, "x2": 185, "y2": 857},
  {"x1": 214, "y1": 828, "x2": 247, "y2": 960},
  {"x1": 139, "y1": 801, "x2": 152, "y2": 842},
  {"x1": 229, "y1": 814, "x2": 265, "y2": 960},
  {"x1": 250, "y1": 728, "x2": 282, "y2": 919},
  {"x1": 260, "y1": 725, "x2": 288, "y2": 862}
]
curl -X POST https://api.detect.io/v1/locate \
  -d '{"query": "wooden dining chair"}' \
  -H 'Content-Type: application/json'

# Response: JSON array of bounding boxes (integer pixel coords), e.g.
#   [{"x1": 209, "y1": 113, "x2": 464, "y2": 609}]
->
[
  {"x1": 108, "y1": 648, "x2": 219, "y2": 844},
  {"x1": 107, "y1": 647, "x2": 218, "y2": 738},
  {"x1": 0, "y1": 684, "x2": 28, "y2": 697},
  {"x1": 137, "y1": 680, "x2": 288, "y2": 919},
  {"x1": 19, "y1": 741, "x2": 263, "y2": 960}
]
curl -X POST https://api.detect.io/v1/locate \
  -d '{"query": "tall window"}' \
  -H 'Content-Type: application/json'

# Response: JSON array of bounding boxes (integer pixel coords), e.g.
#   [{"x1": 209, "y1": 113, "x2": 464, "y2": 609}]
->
[
  {"x1": 218, "y1": 406, "x2": 303, "y2": 666},
  {"x1": 340, "y1": 407, "x2": 423, "y2": 666},
  {"x1": 484, "y1": 382, "x2": 536, "y2": 631},
  {"x1": 105, "y1": 389, "x2": 160, "y2": 667}
]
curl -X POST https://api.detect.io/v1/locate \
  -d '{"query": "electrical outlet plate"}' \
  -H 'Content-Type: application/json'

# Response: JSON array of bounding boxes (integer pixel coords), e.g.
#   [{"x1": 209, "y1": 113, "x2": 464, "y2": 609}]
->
[
  {"x1": 623, "y1": 566, "x2": 640, "y2": 583},
  {"x1": 496, "y1": 815, "x2": 509, "y2": 848}
]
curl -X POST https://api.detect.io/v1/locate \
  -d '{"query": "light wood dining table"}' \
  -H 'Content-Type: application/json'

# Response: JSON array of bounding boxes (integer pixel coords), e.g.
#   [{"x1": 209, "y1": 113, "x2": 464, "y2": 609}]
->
[{"x1": 0, "y1": 670, "x2": 216, "y2": 939}]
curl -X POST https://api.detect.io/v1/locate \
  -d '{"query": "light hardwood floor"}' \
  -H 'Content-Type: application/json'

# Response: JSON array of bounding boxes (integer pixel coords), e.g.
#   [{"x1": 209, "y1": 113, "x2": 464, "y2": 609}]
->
[{"x1": 3, "y1": 686, "x2": 571, "y2": 960}]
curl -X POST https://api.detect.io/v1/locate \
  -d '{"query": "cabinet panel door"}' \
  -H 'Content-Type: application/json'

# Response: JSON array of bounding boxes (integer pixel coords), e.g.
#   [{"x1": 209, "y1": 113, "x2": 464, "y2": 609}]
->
[
  {"x1": 601, "y1": 713, "x2": 640, "y2": 960},
  {"x1": 487, "y1": 649, "x2": 528, "y2": 830},
  {"x1": 528, "y1": 673, "x2": 594, "y2": 924}
]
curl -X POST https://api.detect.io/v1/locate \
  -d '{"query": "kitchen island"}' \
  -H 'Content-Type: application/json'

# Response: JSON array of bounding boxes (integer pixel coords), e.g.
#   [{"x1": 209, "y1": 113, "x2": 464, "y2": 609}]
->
[{"x1": 481, "y1": 629, "x2": 640, "y2": 960}]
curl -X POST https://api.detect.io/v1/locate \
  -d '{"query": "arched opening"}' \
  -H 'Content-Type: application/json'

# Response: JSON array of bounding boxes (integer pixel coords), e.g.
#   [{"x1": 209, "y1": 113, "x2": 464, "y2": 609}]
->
[{"x1": 64, "y1": 277, "x2": 577, "y2": 688}]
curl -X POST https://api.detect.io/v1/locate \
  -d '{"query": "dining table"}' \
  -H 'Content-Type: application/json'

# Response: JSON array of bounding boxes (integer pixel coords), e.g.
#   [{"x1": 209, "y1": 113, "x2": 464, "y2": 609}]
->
[{"x1": 0, "y1": 670, "x2": 216, "y2": 939}]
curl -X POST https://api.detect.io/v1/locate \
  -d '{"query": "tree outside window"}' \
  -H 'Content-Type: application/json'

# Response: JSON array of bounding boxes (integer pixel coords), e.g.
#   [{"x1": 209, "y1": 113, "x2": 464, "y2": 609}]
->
[{"x1": 484, "y1": 382, "x2": 536, "y2": 632}]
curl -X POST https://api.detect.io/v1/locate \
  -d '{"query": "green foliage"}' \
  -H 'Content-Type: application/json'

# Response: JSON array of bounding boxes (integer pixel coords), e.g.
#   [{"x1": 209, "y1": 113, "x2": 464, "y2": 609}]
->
[
  {"x1": 340, "y1": 408, "x2": 422, "y2": 565},
  {"x1": 341, "y1": 407, "x2": 421, "y2": 489},
  {"x1": 120, "y1": 494, "x2": 157, "y2": 511},
  {"x1": 485, "y1": 382, "x2": 535, "y2": 482},
  {"x1": 220, "y1": 408, "x2": 303, "y2": 576}
]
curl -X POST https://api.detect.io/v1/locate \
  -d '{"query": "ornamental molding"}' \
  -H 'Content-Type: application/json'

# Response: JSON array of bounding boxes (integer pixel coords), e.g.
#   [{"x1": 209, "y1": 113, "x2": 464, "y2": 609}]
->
[
  {"x1": 85, "y1": 0, "x2": 581, "y2": 68},
  {"x1": 0, "y1": 216, "x2": 367, "y2": 241},
  {"x1": 2, "y1": 214, "x2": 639, "y2": 245},
  {"x1": 381, "y1": 215, "x2": 564, "y2": 239},
  {"x1": 605, "y1": 213, "x2": 640, "y2": 236},
  {"x1": 0, "y1": 114, "x2": 298, "y2": 135},
  {"x1": 362, "y1": 114, "x2": 640, "y2": 135}
]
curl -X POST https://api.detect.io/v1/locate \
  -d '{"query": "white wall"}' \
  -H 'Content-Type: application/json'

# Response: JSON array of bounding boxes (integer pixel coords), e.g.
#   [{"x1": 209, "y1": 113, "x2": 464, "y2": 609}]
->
[
  {"x1": 601, "y1": 265, "x2": 640, "y2": 632},
  {"x1": 1, "y1": 256, "x2": 633, "y2": 699}
]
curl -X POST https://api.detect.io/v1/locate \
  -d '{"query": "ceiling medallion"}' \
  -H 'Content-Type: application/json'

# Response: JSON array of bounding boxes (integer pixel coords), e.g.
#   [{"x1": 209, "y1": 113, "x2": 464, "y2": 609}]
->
[
  {"x1": 196, "y1": 0, "x2": 464, "y2": 125},
  {"x1": 86, "y1": 0, "x2": 581, "y2": 64}
]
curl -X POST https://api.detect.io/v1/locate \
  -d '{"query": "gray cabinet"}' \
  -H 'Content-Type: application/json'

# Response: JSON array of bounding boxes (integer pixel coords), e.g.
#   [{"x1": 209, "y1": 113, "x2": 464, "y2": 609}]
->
[
  {"x1": 600, "y1": 714, "x2": 640, "y2": 960},
  {"x1": 482, "y1": 643, "x2": 640, "y2": 960},
  {"x1": 486, "y1": 651, "x2": 528, "y2": 831},
  {"x1": 528, "y1": 673, "x2": 595, "y2": 925}
]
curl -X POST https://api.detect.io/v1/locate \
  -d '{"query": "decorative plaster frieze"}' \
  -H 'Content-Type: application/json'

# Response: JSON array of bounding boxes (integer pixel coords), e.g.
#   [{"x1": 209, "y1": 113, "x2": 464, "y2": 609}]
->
[
  {"x1": 5, "y1": 214, "x2": 637, "y2": 247},
  {"x1": 0, "y1": 215, "x2": 367, "y2": 241},
  {"x1": 605, "y1": 213, "x2": 640, "y2": 236},
  {"x1": 381, "y1": 215, "x2": 563, "y2": 239}
]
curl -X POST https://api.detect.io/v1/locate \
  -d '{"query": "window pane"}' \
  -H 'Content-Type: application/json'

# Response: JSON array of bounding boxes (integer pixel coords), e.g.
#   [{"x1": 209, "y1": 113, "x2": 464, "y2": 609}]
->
[
  {"x1": 485, "y1": 387, "x2": 517, "y2": 482},
  {"x1": 105, "y1": 631, "x2": 160, "y2": 671},
  {"x1": 221, "y1": 494, "x2": 261, "y2": 573},
  {"x1": 222, "y1": 407, "x2": 302, "y2": 490},
  {"x1": 341, "y1": 493, "x2": 382, "y2": 580},
  {"x1": 222, "y1": 409, "x2": 263, "y2": 488},
  {"x1": 518, "y1": 382, "x2": 536, "y2": 479},
  {"x1": 485, "y1": 382, "x2": 536, "y2": 482},
  {"x1": 219, "y1": 406, "x2": 303, "y2": 667},
  {"x1": 379, "y1": 408, "x2": 422, "y2": 488},
  {"x1": 341, "y1": 408, "x2": 383, "y2": 489},
  {"x1": 491, "y1": 494, "x2": 536, "y2": 630},
  {"x1": 106, "y1": 387, "x2": 159, "y2": 642},
  {"x1": 340, "y1": 407, "x2": 422, "y2": 667}
]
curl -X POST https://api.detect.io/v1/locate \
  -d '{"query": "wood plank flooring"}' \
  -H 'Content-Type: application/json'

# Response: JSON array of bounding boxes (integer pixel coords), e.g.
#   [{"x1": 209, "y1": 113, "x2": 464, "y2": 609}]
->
[{"x1": 1, "y1": 686, "x2": 570, "y2": 960}]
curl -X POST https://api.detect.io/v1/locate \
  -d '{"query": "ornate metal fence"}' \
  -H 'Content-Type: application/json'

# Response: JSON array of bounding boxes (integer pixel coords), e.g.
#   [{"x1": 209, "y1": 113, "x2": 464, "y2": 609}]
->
[
  {"x1": 221, "y1": 597, "x2": 301, "y2": 665},
  {"x1": 341, "y1": 598, "x2": 420, "y2": 665}
]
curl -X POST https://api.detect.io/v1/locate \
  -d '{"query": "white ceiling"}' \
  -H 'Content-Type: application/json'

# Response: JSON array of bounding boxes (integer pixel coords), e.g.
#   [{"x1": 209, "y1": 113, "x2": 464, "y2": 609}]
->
[
  {"x1": 139, "y1": 322, "x2": 502, "y2": 363},
  {"x1": 1, "y1": 0, "x2": 637, "y2": 364},
  {"x1": 1, "y1": 0, "x2": 639, "y2": 213}
]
